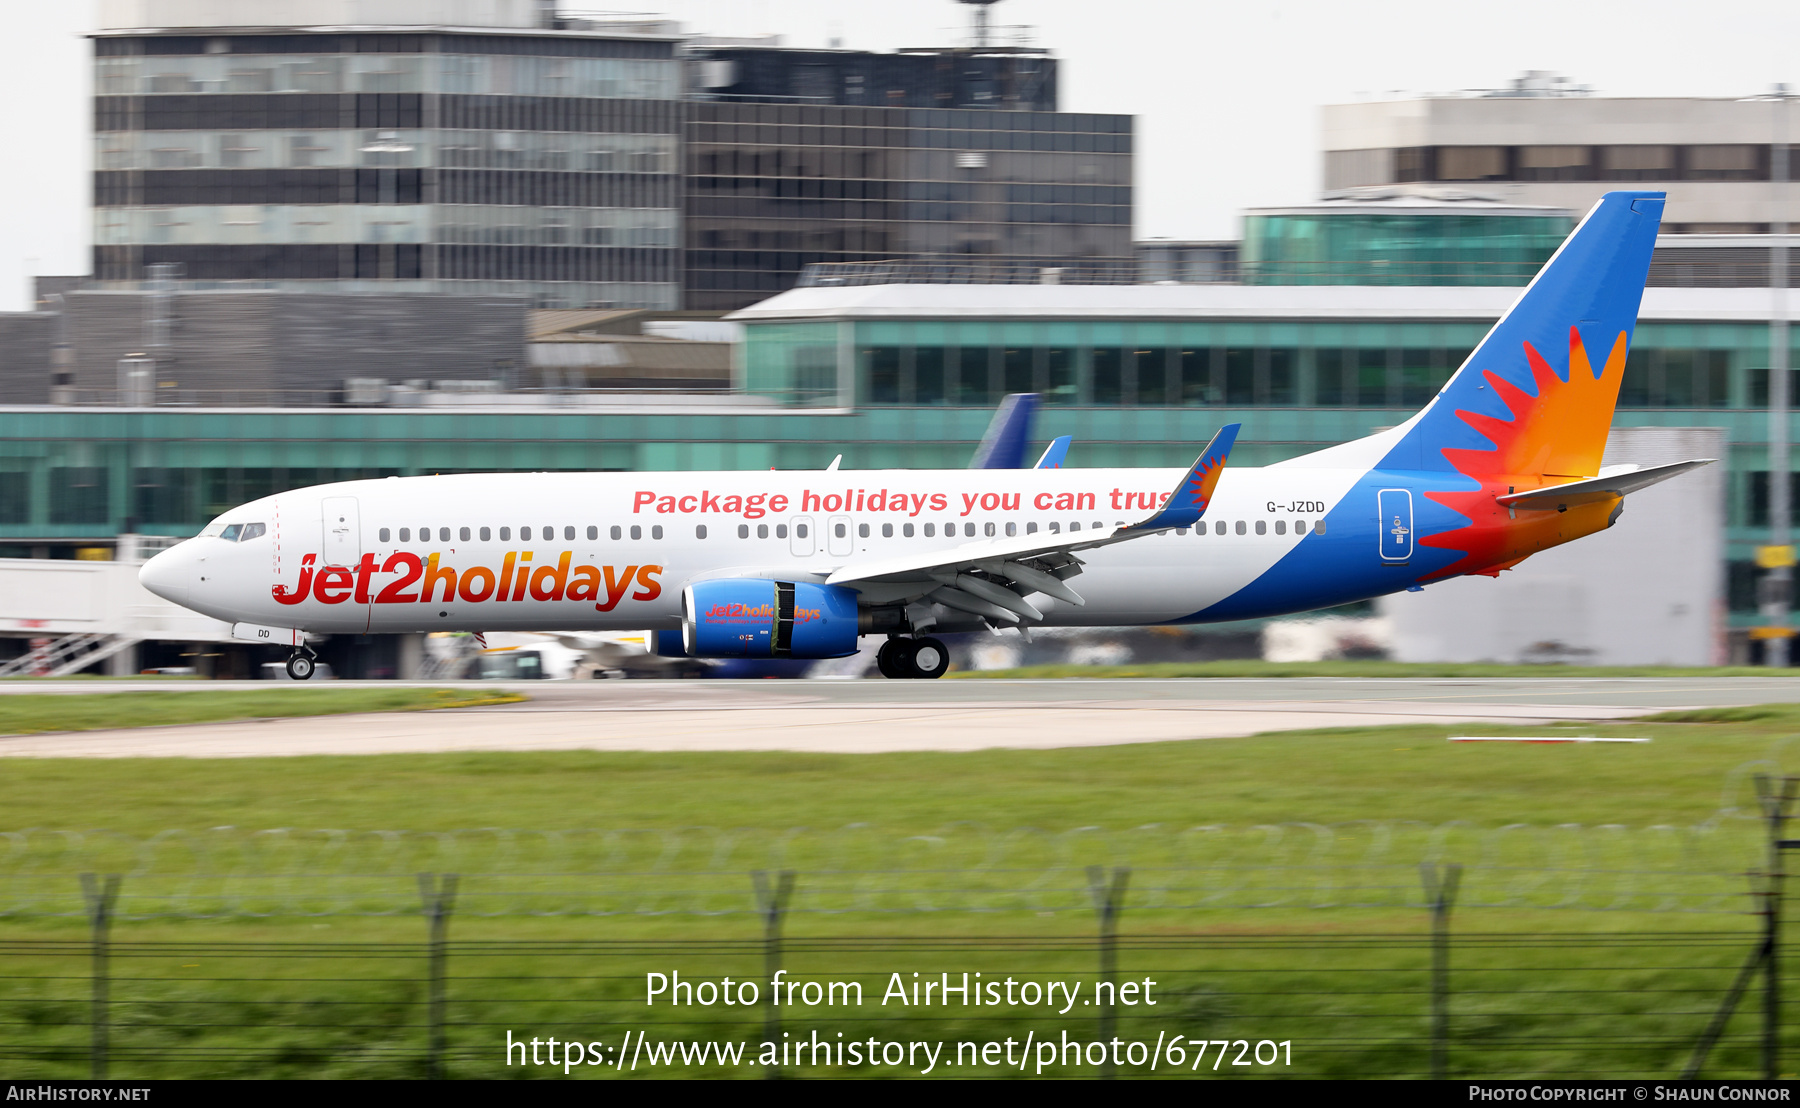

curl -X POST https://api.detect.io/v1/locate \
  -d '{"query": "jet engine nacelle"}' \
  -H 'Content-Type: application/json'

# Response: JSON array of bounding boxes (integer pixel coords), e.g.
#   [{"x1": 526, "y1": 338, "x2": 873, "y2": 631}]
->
[{"x1": 681, "y1": 579, "x2": 860, "y2": 659}]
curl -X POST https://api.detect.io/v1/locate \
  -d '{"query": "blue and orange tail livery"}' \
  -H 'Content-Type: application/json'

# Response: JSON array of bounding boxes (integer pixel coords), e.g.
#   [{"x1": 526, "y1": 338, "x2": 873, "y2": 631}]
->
[
  {"x1": 1386, "y1": 190, "x2": 1663, "y2": 477},
  {"x1": 1387, "y1": 190, "x2": 1664, "y2": 578},
  {"x1": 1201, "y1": 193, "x2": 1665, "y2": 620}
]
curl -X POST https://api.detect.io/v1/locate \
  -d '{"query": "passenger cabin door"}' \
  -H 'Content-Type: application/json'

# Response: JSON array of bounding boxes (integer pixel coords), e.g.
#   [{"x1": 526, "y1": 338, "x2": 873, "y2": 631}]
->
[
  {"x1": 1377, "y1": 488, "x2": 1412, "y2": 563},
  {"x1": 827, "y1": 514, "x2": 854, "y2": 557},
  {"x1": 320, "y1": 496, "x2": 369, "y2": 631},
  {"x1": 789, "y1": 516, "x2": 815, "y2": 557},
  {"x1": 322, "y1": 496, "x2": 361, "y2": 567}
]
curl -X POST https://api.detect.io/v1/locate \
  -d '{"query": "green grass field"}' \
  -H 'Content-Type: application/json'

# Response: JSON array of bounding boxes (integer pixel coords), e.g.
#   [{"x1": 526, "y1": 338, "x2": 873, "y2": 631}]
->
[
  {"x1": 0, "y1": 701, "x2": 1785, "y2": 831},
  {"x1": 0, "y1": 687, "x2": 522, "y2": 735},
  {"x1": 3, "y1": 698, "x2": 1798, "y2": 1079}
]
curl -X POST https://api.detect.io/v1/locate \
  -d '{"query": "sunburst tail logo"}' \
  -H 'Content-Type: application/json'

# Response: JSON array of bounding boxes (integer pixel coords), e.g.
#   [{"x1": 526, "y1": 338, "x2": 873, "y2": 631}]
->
[
  {"x1": 1370, "y1": 190, "x2": 1666, "y2": 580},
  {"x1": 1129, "y1": 423, "x2": 1239, "y2": 531},
  {"x1": 1419, "y1": 328, "x2": 1630, "y2": 579}
]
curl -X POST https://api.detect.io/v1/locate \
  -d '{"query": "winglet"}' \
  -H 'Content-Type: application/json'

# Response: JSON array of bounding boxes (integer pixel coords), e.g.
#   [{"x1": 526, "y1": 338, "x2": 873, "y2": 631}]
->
[
  {"x1": 1034, "y1": 435, "x2": 1072, "y2": 469},
  {"x1": 1123, "y1": 424, "x2": 1240, "y2": 532},
  {"x1": 969, "y1": 393, "x2": 1039, "y2": 469}
]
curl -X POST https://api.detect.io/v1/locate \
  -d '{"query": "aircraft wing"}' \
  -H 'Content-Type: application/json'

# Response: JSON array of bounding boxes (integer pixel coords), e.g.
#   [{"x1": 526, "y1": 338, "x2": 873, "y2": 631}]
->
[
  {"x1": 828, "y1": 425, "x2": 1240, "y2": 624},
  {"x1": 1495, "y1": 458, "x2": 1713, "y2": 511}
]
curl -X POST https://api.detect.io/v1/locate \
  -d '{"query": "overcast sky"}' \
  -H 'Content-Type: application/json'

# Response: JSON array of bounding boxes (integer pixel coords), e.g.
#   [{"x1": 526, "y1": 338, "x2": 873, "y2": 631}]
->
[{"x1": 2, "y1": 0, "x2": 1797, "y2": 311}]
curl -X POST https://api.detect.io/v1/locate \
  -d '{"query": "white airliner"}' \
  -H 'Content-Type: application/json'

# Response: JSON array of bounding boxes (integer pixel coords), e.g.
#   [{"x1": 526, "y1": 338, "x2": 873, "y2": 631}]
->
[{"x1": 139, "y1": 191, "x2": 1707, "y2": 680}]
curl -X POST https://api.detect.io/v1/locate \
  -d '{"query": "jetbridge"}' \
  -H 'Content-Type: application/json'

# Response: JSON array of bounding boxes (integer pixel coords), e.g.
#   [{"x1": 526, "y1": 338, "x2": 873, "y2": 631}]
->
[{"x1": 0, "y1": 539, "x2": 233, "y2": 677}]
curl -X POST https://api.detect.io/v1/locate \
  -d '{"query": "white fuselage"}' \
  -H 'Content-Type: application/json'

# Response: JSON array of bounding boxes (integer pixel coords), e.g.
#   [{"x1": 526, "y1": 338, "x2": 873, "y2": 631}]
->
[{"x1": 141, "y1": 465, "x2": 1369, "y2": 635}]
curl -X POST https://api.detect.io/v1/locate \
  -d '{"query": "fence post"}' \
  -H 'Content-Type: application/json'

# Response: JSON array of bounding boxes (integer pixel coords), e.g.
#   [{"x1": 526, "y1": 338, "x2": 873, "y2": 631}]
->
[
  {"x1": 1086, "y1": 865, "x2": 1130, "y2": 1079},
  {"x1": 1420, "y1": 861, "x2": 1462, "y2": 1081},
  {"x1": 417, "y1": 872, "x2": 459, "y2": 1080},
  {"x1": 1758, "y1": 775, "x2": 1799, "y2": 1081},
  {"x1": 79, "y1": 873, "x2": 121, "y2": 1081},
  {"x1": 1685, "y1": 775, "x2": 1800, "y2": 1078},
  {"x1": 752, "y1": 869, "x2": 796, "y2": 1080}
]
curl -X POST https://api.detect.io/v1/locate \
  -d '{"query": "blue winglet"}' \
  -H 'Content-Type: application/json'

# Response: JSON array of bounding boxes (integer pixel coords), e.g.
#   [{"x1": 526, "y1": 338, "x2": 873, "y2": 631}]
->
[
  {"x1": 968, "y1": 393, "x2": 1039, "y2": 469},
  {"x1": 1124, "y1": 424, "x2": 1240, "y2": 532},
  {"x1": 1034, "y1": 435, "x2": 1072, "y2": 469}
]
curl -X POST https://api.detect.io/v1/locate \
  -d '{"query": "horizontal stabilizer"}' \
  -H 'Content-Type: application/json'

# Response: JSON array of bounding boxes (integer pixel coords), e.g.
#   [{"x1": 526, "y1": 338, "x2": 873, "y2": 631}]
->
[{"x1": 1495, "y1": 458, "x2": 1713, "y2": 511}]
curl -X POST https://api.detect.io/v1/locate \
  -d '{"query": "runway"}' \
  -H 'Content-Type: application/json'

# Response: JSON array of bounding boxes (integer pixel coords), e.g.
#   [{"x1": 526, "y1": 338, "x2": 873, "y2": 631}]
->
[{"x1": 2, "y1": 675, "x2": 1796, "y2": 757}]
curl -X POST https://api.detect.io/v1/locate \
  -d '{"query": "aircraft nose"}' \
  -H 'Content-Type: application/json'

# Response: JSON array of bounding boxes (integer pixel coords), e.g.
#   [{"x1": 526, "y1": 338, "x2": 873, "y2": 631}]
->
[{"x1": 138, "y1": 544, "x2": 192, "y2": 605}]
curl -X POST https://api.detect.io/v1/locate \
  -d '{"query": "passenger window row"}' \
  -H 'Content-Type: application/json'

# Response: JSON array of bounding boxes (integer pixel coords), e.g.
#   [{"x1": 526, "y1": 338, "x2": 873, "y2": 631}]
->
[
  {"x1": 374, "y1": 524, "x2": 668, "y2": 543},
  {"x1": 1177, "y1": 519, "x2": 1327, "y2": 536},
  {"x1": 367, "y1": 517, "x2": 1326, "y2": 547},
  {"x1": 720, "y1": 519, "x2": 1109, "y2": 541}
]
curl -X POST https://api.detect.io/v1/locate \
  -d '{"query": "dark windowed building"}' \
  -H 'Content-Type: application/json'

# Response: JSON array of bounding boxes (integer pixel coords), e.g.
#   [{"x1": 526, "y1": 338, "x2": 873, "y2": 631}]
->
[
  {"x1": 90, "y1": 3, "x2": 1133, "y2": 312},
  {"x1": 680, "y1": 37, "x2": 1129, "y2": 311},
  {"x1": 92, "y1": 5, "x2": 685, "y2": 308},
  {"x1": 682, "y1": 100, "x2": 1134, "y2": 310},
  {"x1": 686, "y1": 44, "x2": 1056, "y2": 111}
]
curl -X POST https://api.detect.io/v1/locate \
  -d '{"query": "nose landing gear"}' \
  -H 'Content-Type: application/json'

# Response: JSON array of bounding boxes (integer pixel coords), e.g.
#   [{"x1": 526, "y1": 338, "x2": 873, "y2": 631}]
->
[
  {"x1": 876, "y1": 636, "x2": 950, "y2": 680},
  {"x1": 285, "y1": 648, "x2": 317, "y2": 681}
]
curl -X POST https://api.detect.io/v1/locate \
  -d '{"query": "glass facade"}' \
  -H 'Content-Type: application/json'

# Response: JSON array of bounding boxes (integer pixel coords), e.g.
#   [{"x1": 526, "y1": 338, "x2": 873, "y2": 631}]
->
[
  {"x1": 95, "y1": 52, "x2": 677, "y2": 100},
  {"x1": 743, "y1": 322, "x2": 842, "y2": 406},
  {"x1": 1327, "y1": 145, "x2": 1776, "y2": 193},
  {"x1": 0, "y1": 304, "x2": 1795, "y2": 620},
  {"x1": 1240, "y1": 211, "x2": 1575, "y2": 286},
  {"x1": 720, "y1": 312, "x2": 1798, "y2": 619},
  {"x1": 683, "y1": 102, "x2": 1134, "y2": 311},
  {"x1": 688, "y1": 46, "x2": 1057, "y2": 111},
  {"x1": 92, "y1": 31, "x2": 683, "y2": 308},
  {"x1": 816, "y1": 318, "x2": 1785, "y2": 410}
]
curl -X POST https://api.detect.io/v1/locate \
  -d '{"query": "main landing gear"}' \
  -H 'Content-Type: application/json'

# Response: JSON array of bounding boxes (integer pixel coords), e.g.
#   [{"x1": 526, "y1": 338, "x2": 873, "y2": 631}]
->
[
  {"x1": 876, "y1": 636, "x2": 950, "y2": 680},
  {"x1": 285, "y1": 647, "x2": 317, "y2": 681}
]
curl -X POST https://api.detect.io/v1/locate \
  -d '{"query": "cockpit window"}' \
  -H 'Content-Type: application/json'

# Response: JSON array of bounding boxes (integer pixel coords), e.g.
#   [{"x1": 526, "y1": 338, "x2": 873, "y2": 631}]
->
[{"x1": 207, "y1": 521, "x2": 266, "y2": 542}]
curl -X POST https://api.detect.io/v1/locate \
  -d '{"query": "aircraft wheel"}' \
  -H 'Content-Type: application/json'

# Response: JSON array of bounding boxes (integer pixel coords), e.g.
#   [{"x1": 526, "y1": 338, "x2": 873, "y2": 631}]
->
[
  {"x1": 876, "y1": 637, "x2": 913, "y2": 679},
  {"x1": 906, "y1": 637, "x2": 950, "y2": 680},
  {"x1": 285, "y1": 653, "x2": 315, "y2": 681}
]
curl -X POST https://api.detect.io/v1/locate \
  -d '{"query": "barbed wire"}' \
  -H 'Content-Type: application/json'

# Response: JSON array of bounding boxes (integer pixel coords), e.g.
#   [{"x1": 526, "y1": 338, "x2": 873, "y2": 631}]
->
[
  {"x1": 0, "y1": 932, "x2": 1773, "y2": 1079},
  {"x1": 0, "y1": 821, "x2": 1767, "y2": 919}
]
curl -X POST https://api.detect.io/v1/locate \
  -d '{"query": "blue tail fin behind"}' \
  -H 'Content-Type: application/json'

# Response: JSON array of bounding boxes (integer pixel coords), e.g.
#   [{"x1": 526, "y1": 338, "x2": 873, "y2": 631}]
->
[{"x1": 969, "y1": 393, "x2": 1039, "y2": 470}]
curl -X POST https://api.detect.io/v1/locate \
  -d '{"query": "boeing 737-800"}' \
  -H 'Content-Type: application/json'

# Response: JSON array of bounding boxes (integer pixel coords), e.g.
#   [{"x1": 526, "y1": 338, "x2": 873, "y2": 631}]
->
[{"x1": 139, "y1": 190, "x2": 1708, "y2": 680}]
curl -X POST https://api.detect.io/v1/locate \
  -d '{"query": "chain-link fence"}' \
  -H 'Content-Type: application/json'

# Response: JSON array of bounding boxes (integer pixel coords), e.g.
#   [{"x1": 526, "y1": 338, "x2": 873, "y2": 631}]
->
[
  {"x1": 6, "y1": 808, "x2": 1799, "y2": 1080},
  {"x1": 0, "y1": 820, "x2": 1766, "y2": 920}
]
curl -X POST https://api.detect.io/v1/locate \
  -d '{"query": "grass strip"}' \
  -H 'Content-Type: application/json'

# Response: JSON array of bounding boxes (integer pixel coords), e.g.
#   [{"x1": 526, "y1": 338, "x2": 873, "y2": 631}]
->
[
  {"x1": 1, "y1": 703, "x2": 1796, "y2": 832},
  {"x1": 0, "y1": 688, "x2": 523, "y2": 736}
]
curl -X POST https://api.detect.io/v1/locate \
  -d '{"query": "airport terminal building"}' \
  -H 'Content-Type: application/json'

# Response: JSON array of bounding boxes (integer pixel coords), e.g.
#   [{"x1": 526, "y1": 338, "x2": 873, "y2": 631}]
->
[
  {"x1": 0, "y1": 270, "x2": 1788, "y2": 651},
  {"x1": 2, "y1": 23, "x2": 1793, "y2": 673}
]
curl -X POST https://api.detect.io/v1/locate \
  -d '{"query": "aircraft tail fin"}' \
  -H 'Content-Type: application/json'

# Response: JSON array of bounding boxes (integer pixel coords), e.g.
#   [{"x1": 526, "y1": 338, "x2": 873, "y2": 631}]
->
[
  {"x1": 969, "y1": 393, "x2": 1038, "y2": 469},
  {"x1": 1034, "y1": 435, "x2": 1072, "y2": 469},
  {"x1": 1365, "y1": 191, "x2": 1665, "y2": 479}
]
